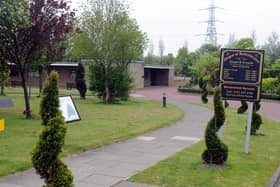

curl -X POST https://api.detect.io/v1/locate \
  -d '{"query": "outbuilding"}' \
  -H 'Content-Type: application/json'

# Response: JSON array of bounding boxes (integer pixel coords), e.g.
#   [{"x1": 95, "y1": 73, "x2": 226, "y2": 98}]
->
[{"x1": 8, "y1": 61, "x2": 174, "y2": 89}]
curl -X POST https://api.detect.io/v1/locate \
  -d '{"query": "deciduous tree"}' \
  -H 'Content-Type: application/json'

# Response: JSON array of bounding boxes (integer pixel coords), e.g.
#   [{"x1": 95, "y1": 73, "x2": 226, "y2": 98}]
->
[
  {"x1": 69, "y1": 0, "x2": 146, "y2": 104},
  {"x1": 0, "y1": 0, "x2": 74, "y2": 118}
]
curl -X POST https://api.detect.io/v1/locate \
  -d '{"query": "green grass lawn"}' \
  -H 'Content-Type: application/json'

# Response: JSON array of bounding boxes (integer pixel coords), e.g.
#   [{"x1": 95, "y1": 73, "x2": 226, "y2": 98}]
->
[
  {"x1": 130, "y1": 107, "x2": 280, "y2": 187},
  {"x1": 0, "y1": 95, "x2": 183, "y2": 177}
]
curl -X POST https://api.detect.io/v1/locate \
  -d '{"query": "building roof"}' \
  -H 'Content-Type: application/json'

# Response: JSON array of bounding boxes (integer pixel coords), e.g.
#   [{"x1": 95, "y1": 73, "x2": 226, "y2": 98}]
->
[
  {"x1": 144, "y1": 64, "x2": 174, "y2": 70},
  {"x1": 50, "y1": 63, "x2": 78, "y2": 67},
  {"x1": 8, "y1": 62, "x2": 78, "y2": 67}
]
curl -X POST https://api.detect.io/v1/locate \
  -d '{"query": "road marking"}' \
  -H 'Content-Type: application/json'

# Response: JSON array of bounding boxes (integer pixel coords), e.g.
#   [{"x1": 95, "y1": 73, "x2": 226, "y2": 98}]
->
[
  {"x1": 136, "y1": 136, "x2": 156, "y2": 141},
  {"x1": 171, "y1": 136, "x2": 201, "y2": 142}
]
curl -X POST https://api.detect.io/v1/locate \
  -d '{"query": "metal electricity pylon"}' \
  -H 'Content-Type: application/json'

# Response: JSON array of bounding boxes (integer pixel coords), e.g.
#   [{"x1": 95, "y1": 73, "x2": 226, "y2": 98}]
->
[{"x1": 198, "y1": 0, "x2": 223, "y2": 46}]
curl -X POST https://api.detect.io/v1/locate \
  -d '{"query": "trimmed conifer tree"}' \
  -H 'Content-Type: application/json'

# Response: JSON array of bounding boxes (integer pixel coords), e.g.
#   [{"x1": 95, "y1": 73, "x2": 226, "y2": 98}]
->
[
  {"x1": 32, "y1": 71, "x2": 73, "y2": 187},
  {"x1": 248, "y1": 101, "x2": 263, "y2": 135},
  {"x1": 224, "y1": 100, "x2": 229, "y2": 108},
  {"x1": 202, "y1": 87, "x2": 228, "y2": 165},
  {"x1": 199, "y1": 77, "x2": 208, "y2": 104},
  {"x1": 76, "y1": 62, "x2": 87, "y2": 99},
  {"x1": 237, "y1": 100, "x2": 248, "y2": 114}
]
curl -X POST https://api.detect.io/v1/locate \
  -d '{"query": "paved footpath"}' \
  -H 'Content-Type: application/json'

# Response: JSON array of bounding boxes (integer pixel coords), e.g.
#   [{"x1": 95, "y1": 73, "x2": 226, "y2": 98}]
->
[
  {"x1": 0, "y1": 100, "x2": 212, "y2": 187},
  {"x1": 133, "y1": 86, "x2": 280, "y2": 122}
]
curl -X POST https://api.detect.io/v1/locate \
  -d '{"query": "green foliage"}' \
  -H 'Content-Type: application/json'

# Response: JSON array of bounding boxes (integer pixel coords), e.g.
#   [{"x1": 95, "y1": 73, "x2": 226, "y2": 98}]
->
[
  {"x1": 237, "y1": 101, "x2": 248, "y2": 114},
  {"x1": 232, "y1": 38, "x2": 255, "y2": 50},
  {"x1": 0, "y1": 68, "x2": 10, "y2": 84},
  {"x1": 0, "y1": 62, "x2": 10, "y2": 95},
  {"x1": 0, "y1": 0, "x2": 74, "y2": 118},
  {"x1": 224, "y1": 100, "x2": 229, "y2": 108},
  {"x1": 202, "y1": 87, "x2": 228, "y2": 165},
  {"x1": 89, "y1": 64, "x2": 132, "y2": 103},
  {"x1": 196, "y1": 44, "x2": 219, "y2": 55},
  {"x1": 261, "y1": 32, "x2": 280, "y2": 67},
  {"x1": 199, "y1": 77, "x2": 208, "y2": 104},
  {"x1": 40, "y1": 72, "x2": 60, "y2": 126},
  {"x1": 69, "y1": 0, "x2": 146, "y2": 104},
  {"x1": 76, "y1": 63, "x2": 87, "y2": 99},
  {"x1": 70, "y1": 0, "x2": 147, "y2": 65},
  {"x1": 174, "y1": 46, "x2": 198, "y2": 76},
  {"x1": 248, "y1": 102, "x2": 263, "y2": 135},
  {"x1": 263, "y1": 69, "x2": 280, "y2": 78},
  {"x1": 32, "y1": 71, "x2": 73, "y2": 187},
  {"x1": 255, "y1": 100, "x2": 261, "y2": 111},
  {"x1": 250, "y1": 111, "x2": 263, "y2": 135},
  {"x1": 272, "y1": 59, "x2": 280, "y2": 69},
  {"x1": 144, "y1": 54, "x2": 160, "y2": 65},
  {"x1": 161, "y1": 53, "x2": 174, "y2": 66},
  {"x1": 191, "y1": 51, "x2": 219, "y2": 87},
  {"x1": 32, "y1": 117, "x2": 73, "y2": 187},
  {"x1": 262, "y1": 77, "x2": 279, "y2": 94}
]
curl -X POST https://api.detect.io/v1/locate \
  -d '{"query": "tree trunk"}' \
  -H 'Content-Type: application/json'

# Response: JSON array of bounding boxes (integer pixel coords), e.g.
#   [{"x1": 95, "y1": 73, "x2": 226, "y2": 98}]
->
[
  {"x1": 0, "y1": 82, "x2": 4, "y2": 95},
  {"x1": 104, "y1": 79, "x2": 109, "y2": 104},
  {"x1": 20, "y1": 70, "x2": 32, "y2": 118},
  {"x1": 38, "y1": 65, "x2": 43, "y2": 97},
  {"x1": 103, "y1": 67, "x2": 110, "y2": 104}
]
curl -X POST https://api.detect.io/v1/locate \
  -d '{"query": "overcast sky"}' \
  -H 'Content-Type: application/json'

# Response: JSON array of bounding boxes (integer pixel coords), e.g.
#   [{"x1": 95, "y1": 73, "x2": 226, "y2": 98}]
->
[{"x1": 71, "y1": 0, "x2": 280, "y2": 55}]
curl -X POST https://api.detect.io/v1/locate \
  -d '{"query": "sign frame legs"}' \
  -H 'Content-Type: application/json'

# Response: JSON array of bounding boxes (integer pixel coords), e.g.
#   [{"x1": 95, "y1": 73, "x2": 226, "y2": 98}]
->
[{"x1": 245, "y1": 102, "x2": 254, "y2": 154}]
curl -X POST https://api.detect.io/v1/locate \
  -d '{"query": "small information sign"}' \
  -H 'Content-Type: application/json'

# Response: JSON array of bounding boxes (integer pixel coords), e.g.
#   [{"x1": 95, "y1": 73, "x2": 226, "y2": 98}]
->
[
  {"x1": 219, "y1": 49, "x2": 264, "y2": 101},
  {"x1": 221, "y1": 84, "x2": 259, "y2": 102},
  {"x1": 0, "y1": 99, "x2": 14, "y2": 108},
  {"x1": 59, "y1": 96, "x2": 81, "y2": 123}
]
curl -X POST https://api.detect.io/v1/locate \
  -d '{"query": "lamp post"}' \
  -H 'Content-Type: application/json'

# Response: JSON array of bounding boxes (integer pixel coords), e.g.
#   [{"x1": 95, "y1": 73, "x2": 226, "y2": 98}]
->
[{"x1": 162, "y1": 93, "x2": 166, "y2": 108}]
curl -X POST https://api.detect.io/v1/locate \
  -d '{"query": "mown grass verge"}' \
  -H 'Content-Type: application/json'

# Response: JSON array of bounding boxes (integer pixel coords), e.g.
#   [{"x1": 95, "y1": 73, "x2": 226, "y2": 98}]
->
[
  {"x1": 0, "y1": 95, "x2": 183, "y2": 177},
  {"x1": 130, "y1": 107, "x2": 280, "y2": 187}
]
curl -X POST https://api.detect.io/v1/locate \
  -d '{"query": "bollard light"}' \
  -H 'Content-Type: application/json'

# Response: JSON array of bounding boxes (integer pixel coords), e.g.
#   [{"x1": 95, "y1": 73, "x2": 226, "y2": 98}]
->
[{"x1": 162, "y1": 93, "x2": 166, "y2": 108}]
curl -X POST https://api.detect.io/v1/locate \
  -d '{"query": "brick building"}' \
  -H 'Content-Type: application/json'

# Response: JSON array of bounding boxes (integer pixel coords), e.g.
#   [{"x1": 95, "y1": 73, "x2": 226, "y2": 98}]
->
[{"x1": 8, "y1": 62, "x2": 174, "y2": 89}]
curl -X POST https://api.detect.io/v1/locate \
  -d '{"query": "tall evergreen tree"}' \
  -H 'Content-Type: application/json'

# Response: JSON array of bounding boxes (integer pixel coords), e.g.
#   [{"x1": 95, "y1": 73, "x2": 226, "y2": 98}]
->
[{"x1": 76, "y1": 63, "x2": 87, "y2": 99}]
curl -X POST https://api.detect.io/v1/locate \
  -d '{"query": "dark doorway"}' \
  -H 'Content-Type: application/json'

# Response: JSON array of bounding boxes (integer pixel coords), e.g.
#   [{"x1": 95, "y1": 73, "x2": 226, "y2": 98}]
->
[{"x1": 144, "y1": 68, "x2": 169, "y2": 86}]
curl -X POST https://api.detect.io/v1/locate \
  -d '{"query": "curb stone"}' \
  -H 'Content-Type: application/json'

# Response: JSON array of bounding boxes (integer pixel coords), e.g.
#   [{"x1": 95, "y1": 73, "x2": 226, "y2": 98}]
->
[
  {"x1": 112, "y1": 181, "x2": 160, "y2": 187},
  {"x1": 268, "y1": 166, "x2": 280, "y2": 187}
]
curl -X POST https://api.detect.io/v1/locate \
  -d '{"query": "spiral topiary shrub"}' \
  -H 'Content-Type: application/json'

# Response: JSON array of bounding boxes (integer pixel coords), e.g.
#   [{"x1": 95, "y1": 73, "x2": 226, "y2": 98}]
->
[
  {"x1": 237, "y1": 100, "x2": 248, "y2": 114},
  {"x1": 199, "y1": 77, "x2": 208, "y2": 104},
  {"x1": 32, "y1": 71, "x2": 73, "y2": 187},
  {"x1": 224, "y1": 100, "x2": 229, "y2": 108},
  {"x1": 202, "y1": 87, "x2": 228, "y2": 165},
  {"x1": 246, "y1": 101, "x2": 263, "y2": 135},
  {"x1": 250, "y1": 111, "x2": 262, "y2": 135},
  {"x1": 255, "y1": 100, "x2": 261, "y2": 111}
]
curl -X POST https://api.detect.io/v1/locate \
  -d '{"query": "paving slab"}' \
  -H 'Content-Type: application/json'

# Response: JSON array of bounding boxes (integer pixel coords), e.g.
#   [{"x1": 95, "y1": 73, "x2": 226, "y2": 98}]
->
[{"x1": 0, "y1": 99, "x2": 212, "y2": 187}]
